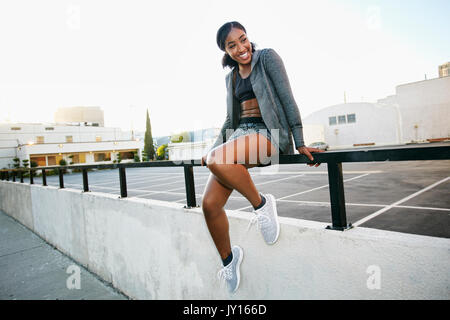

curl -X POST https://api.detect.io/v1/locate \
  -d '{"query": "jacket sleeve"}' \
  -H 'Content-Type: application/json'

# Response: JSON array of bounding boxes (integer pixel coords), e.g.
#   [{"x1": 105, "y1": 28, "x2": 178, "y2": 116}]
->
[{"x1": 263, "y1": 48, "x2": 305, "y2": 148}]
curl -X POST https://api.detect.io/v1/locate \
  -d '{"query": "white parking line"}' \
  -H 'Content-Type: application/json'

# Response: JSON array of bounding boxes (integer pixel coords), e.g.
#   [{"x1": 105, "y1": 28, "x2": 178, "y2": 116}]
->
[
  {"x1": 234, "y1": 173, "x2": 371, "y2": 211},
  {"x1": 250, "y1": 170, "x2": 382, "y2": 175},
  {"x1": 352, "y1": 176, "x2": 450, "y2": 227},
  {"x1": 277, "y1": 199, "x2": 450, "y2": 212},
  {"x1": 126, "y1": 176, "x2": 187, "y2": 187},
  {"x1": 87, "y1": 174, "x2": 173, "y2": 186},
  {"x1": 254, "y1": 174, "x2": 304, "y2": 186}
]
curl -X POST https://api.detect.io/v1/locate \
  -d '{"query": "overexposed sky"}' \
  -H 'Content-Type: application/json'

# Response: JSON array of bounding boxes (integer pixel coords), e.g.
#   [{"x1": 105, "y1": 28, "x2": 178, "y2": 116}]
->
[{"x1": 1, "y1": 0, "x2": 449, "y2": 137}]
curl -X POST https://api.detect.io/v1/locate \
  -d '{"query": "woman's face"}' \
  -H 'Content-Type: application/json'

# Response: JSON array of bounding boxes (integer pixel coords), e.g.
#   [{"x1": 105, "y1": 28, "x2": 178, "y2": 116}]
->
[{"x1": 224, "y1": 27, "x2": 252, "y2": 65}]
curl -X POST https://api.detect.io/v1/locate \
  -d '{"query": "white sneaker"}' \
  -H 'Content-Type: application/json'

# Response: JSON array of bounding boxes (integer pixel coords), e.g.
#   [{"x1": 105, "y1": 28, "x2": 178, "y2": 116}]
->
[
  {"x1": 247, "y1": 193, "x2": 280, "y2": 245},
  {"x1": 217, "y1": 245, "x2": 244, "y2": 294}
]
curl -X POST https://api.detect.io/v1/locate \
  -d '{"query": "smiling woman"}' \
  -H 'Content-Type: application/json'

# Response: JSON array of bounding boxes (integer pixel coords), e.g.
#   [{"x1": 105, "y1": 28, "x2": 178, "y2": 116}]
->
[
  {"x1": 199, "y1": 21, "x2": 324, "y2": 295},
  {"x1": 216, "y1": 21, "x2": 257, "y2": 70}
]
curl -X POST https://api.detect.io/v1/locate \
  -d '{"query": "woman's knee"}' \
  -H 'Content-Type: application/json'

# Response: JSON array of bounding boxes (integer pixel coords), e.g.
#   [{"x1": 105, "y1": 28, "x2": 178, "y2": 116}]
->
[{"x1": 201, "y1": 196, "x2": 223, "y2": 218}]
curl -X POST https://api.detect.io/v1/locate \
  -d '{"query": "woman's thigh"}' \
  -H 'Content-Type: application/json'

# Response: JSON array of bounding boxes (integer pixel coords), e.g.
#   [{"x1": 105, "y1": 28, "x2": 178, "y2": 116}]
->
[
  {"x1": 202, "y1": 173, "x2": 234, "y2": 211},
  {"x1": 208, "y1": 133, "x2": 278, "y2": 169}
]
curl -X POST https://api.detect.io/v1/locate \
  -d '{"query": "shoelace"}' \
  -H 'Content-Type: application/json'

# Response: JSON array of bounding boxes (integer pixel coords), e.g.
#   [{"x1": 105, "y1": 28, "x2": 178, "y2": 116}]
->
[
  {"x1": 246, "y1": 212, "x2": 271, "y2": 233},
  {"x1": 217, "y1": 264, "x2": 233, "y2": 285}
]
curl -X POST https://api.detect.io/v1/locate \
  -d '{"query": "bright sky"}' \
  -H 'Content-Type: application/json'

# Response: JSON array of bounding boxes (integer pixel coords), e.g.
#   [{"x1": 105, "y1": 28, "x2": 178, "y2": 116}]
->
[{"x1": 1, "y1": 0, "x2": 449, "y2": 137}]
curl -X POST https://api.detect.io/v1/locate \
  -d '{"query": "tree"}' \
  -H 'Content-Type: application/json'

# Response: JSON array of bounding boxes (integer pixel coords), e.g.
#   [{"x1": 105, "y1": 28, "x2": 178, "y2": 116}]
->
[
  {"x1": 133, "y1": 151, "x2": 141, "y2": 162},
  {"x1": 22, "y1": 159, "x2": 29, "y2": 168},
  {"x1": 144, "y1": 109, "x2": 156, "y2": 161},
  {"x1": 170, "y1": 131, "x2": 190, "y2": 143},
  {"x1": 157, "y1": 144, "x2": 168, "y2": 160},
  {"x1": 141, "y1": 150, "x2": 148, "y2": 162},
  {"x1": 13, "y1": 157, "x2": 20, "y2": 168}
]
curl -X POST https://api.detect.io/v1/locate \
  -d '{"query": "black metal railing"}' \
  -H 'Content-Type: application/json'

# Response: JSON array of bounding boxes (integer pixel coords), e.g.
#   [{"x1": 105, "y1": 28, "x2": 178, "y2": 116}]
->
[{"x1": 1, "y1": 145, "x2": 449, "y2": 231}]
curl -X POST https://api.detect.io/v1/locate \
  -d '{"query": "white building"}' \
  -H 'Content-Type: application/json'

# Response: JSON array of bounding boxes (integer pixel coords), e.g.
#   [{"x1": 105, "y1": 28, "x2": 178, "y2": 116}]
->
[
  {"x1": 304, "y1": 75, "x2": 450, "y2": 149},
  {"x1": 303, "y1": 102, "x2": 399, "y2": 149},
  {"x1": 167, "y1": 128, "x2": 220, "y2": 161},
  {"x1": 0, "y1": 122, "x2": 142, "y2": 169},
  {"x1": 54, "y1": 106, "x2": 105, "y2": 127}
]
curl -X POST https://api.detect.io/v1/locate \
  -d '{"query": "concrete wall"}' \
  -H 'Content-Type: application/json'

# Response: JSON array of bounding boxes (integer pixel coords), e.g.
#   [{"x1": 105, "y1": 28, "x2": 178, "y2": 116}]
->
[{"x1": 1, "y1": 180, "x2": 449, "y2": 300}]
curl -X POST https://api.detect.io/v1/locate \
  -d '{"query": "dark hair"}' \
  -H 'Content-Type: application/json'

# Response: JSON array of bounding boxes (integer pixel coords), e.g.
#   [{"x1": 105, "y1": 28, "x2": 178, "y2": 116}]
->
[{"x1": 216, "y1": 21, "x2": 256, "y2": 69}]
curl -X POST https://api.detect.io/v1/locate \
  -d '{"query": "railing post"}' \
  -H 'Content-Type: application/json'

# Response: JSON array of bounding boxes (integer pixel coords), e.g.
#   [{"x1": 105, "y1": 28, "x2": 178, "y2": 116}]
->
[
  {"x1": 30, "y1": 169, "x2": 34, "y2": 184},
  {"x1": 119, "y1": 167, "x2": 127, "y2": 198},
  {"x1": 5, "y1": 171, "x2": 9, "y2": 181},
  {"x1": 82, "y1": 169, "x2": 89, "y2": 192},
  {"x1": 183, "y1": 164, "x2": 197, "y2": 208},
  {"x1": 326, "y1": 162, "x2": 352, "y2": 231},
  {"x1": 12, "y1": 170, "x2": 16, "y2": 182},
  {"x1": 59, "y1": 168, "x2": 64, "y2": 188},
  {"x1": 20, "y1": 170, "x2": 24, "y2": 183},
  {"x1": 42, "y1": 169, "x2": 47, "y2": 186}
]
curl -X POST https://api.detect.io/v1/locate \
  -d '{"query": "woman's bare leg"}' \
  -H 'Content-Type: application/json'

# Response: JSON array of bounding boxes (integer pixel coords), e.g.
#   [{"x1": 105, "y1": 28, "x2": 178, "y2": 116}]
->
[
  {"x1": 202, "y1": 173, "x2": 234, "y2": 259},
  {"x1": 206, "y1": 133, "x2": 277, "y2": 208}
]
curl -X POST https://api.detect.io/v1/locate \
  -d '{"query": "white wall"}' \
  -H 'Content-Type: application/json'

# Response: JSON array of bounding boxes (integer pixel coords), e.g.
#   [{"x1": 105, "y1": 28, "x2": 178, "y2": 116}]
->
[
  {"x1": 395, "y1": 76, "x2": 450, "y2": 143},
  {"x1": 1, "y1": 180, "x2": 449, "y2": 300},
  {"x1": 168, "y1": 140, "x2": 214, "y2": 161},
  {"x1": 304, "y1": 103, "x2": 399, "y2": 149},
  {"x1": 304, "y1": 76, "x2": 450, "y2": 148},
  {"x1": 303, "y1": 124, "x2": 325, "y2": 146},
  {"x1": 0, "y1": 123, "x2": 142, "y2": 168}
]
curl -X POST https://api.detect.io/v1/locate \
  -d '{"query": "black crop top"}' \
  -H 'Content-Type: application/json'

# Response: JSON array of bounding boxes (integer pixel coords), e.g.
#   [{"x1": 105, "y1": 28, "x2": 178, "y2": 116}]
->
[{"x1": 235, "y1": 71, "x2": 256, "y2": 104}]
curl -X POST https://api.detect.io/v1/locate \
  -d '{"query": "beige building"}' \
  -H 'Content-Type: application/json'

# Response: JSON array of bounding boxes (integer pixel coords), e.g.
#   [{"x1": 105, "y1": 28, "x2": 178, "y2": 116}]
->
[
  {"x1": 438, "y1": 62, "x2": 449, "y2": 78},
  {"x1": 54, "y1": 106, "x2": 104, "y2": 127},
  {"x1": 0, "y1": 122, "x2": 141, "y2": 169}
]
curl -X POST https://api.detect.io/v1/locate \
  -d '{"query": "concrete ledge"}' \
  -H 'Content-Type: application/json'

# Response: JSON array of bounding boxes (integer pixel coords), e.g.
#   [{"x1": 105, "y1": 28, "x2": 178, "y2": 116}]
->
[{"x1": 1, "y1": 180, "x2": 449, "y2": 299}]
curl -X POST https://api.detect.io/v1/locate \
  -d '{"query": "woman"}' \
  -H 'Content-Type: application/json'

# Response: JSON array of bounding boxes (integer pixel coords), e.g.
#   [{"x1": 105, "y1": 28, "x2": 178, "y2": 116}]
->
[{"x1": 201, "y1": 21, "x2": 324, "y2": 294}]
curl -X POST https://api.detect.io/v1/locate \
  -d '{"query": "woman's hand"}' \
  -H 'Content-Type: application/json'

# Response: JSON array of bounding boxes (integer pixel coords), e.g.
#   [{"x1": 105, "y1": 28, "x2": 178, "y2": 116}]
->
[
  {"x1": 297, "y1": 146, "x2": 325, "y2": 167},
  {"x1": 201, "y1": 154, "x2": 208, "y2": 167}
]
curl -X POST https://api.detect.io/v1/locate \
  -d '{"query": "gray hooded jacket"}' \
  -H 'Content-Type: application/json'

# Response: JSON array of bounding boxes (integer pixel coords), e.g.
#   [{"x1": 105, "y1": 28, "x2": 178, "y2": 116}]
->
[{"x1": 209, "y1": 48, "x2": 305, "y2": 155}]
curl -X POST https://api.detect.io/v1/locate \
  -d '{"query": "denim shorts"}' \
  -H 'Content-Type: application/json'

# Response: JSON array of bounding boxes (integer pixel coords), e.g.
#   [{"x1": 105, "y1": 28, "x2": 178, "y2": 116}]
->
[{"x1": 227, "y1": 117, "x2": 280, "y2": 154}]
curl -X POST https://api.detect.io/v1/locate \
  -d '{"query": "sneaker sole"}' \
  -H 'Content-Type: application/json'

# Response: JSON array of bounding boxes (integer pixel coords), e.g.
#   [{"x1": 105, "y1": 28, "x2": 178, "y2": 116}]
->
[
  {"x1": 267, "y1": 194, "x2": 280, "y2": 245},
  {"x1": 232, "y1": 246, "x2": 243, "y2": 294}
]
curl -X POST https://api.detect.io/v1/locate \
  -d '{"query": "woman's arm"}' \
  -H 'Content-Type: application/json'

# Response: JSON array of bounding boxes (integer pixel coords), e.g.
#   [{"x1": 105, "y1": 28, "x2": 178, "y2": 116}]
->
[{"x1": 263, "y1": 48, "x2": 305, "y2": 148}]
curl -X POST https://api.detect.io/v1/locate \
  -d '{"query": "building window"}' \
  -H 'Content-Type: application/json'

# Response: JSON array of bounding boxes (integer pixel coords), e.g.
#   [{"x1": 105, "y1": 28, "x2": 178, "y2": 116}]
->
[
  {"x1": 47, "y1": 156, "x2": 56, "y2": 166},
  {"x1": 66, "y1": 136, "x2": 73, "y2": 143},
  {"x1": 70, "y1": 154, "x2": 86, "y2": 164},
  {"x1": 94, "y1": 152, "x2": 111, "y2": 162},
  {"x1": 338, "y1": 115, "x2": 346, "y2": 124},
  {"x1": 36, "y1": 136, "x2": 44, "y2": 144},
  {"x1": 119, "y1": 151, "x2": 135, "y2": 160},
  {"x1": 96, "y1": 136, "x2": 102, "y2": 142},
  {"x1": 45, "y1": 127, "x2": 54, "y2": 130},
  {"x1": 30, "y1": 156, "x2": 46, "y2": 167},
  {"x1": 329, "y1": 116, "x2": 337, "y2": 126},
  {"x1": 347, "y1": 114, "x2": 356, "y2": 123},
  {"x1": 11, "y1": 127, "x2": 21, "y2": 130}
]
